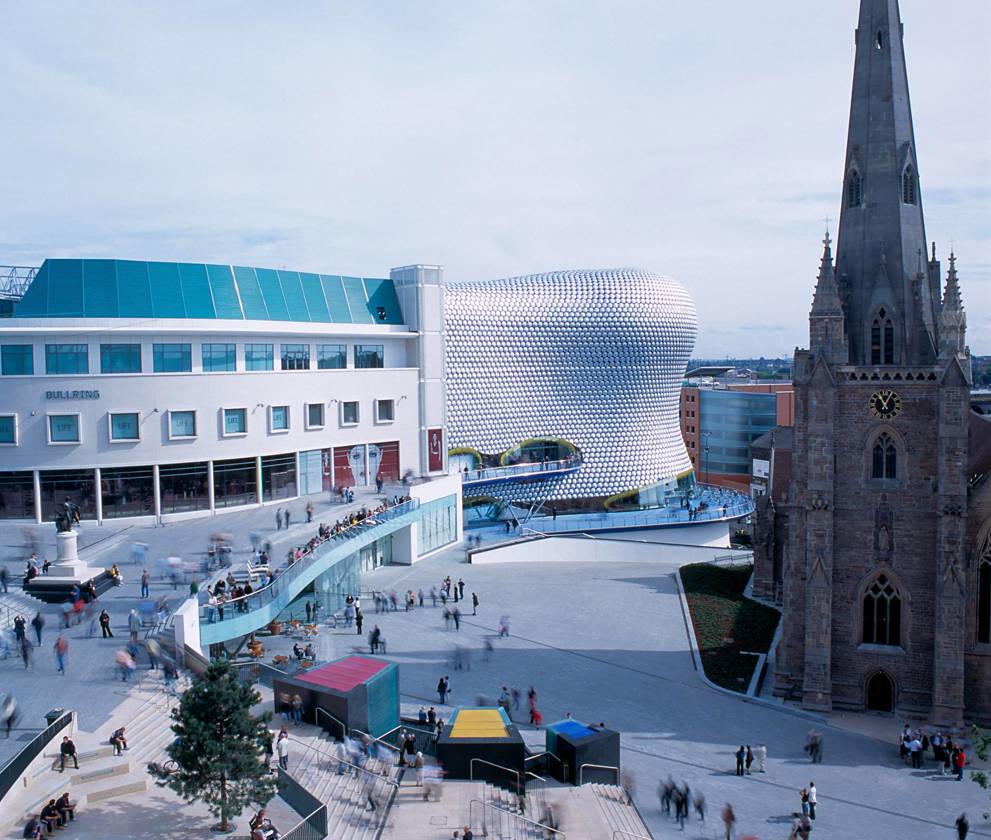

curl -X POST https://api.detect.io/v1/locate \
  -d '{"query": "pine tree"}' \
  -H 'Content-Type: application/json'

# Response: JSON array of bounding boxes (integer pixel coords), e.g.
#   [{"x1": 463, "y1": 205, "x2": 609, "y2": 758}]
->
[{"x1": 149, "y1": 659, "x2": 277, "y2": 832}]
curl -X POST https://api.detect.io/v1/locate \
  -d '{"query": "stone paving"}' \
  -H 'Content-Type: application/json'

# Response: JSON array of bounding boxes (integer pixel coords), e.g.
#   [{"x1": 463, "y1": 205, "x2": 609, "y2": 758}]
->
[{"x1": 2, "y1": 505, "x2": 990, "y2": 839}]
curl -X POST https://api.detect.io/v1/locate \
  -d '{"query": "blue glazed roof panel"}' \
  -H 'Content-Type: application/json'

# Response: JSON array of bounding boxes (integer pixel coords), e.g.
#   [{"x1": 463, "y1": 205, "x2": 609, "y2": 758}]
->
[
  {"x1": 299, "y1": 273, "x2": 331, "y2": 323},
  {"x1": 233, "y1": 267, "x2": 269, "y2": 320},
  {"x1": 343, "y1": 276, "x2": 373, "y2": 324},
  {"x1": 277, "y1": 270, "x2": 310, "y2": 322},
  {"x1": 82, "y1": 260, "x2": 118, "y2": 317},
  {"x1": 147, "y1": 262, "x2": 186, "y2": 318},
  {"x1": 320, "y1": 275, "x2": 352, "y2": 323},
  {"x1": 115, "y1": 260, "x2": 153, "y2": 317},
  {"x1": 48, "y1": 259, "x2": 84, "y2": 316},
  {"x1": 206, "y1": 265, "x2": 244, "y2": 320},
  {"x1": 255, "y1": 268, "x2": 290, "y2": 321},
  {"x1": 178, "y1": 263, "x2": 216, "y2": 318}
]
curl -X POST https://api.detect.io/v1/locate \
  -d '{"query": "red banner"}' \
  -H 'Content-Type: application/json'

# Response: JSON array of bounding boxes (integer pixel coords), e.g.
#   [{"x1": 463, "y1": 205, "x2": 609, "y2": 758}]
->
[
  {"x1": 334, "y1": 445, "x2": 366, "y2": 487},
  {"x1": 373, "y1": 441, "x2": 400, "y2": 483},
  {"x1": 427, "y1": 428, "x2": 444, "y2": 472}
]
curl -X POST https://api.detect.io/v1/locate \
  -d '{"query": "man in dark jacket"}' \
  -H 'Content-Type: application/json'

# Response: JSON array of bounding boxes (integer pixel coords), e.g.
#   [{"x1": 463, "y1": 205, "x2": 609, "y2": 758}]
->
[{"x1": 59, "y1": 736, "x2": 78, "y2": 771}]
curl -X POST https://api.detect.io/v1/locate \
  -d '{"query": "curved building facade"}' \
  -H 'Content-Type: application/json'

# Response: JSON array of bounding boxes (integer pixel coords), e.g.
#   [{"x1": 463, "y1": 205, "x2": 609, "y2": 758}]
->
[{"x1": 444, "y1": 268, "x2": 698, "y2": 509}]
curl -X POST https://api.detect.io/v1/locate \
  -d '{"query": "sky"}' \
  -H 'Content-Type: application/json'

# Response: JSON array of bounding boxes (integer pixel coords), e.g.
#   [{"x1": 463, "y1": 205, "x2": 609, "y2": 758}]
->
[{"x1": 0, "y1": 0, "x2": 988, "y2": 357}]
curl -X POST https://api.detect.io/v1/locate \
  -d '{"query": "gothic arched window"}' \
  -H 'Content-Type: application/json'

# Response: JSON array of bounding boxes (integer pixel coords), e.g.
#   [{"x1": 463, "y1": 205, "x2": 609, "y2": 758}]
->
[
  {"x1": 848, "y1": 170, "x2": 863, "y2": 208},
  {"x1": 902, "y1": 165, "x2": 916, "y2": 205},
  {"x1": 863, "y1": 574, "x2": 901, "y2": 646},
  {"x1": 978, "y1": 533, "x2": 991, "y2": 645},
  {"x1": 871, "y1": 307, "x2": 894, "y2": 364},
  {"x1": 871, "y1": 433, "x2": 897, "y2": 480}
]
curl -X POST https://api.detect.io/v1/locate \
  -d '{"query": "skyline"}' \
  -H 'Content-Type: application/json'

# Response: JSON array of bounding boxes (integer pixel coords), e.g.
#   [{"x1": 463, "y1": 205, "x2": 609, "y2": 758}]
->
[{"x1": 0, "y1": 0, "x2": 988, "y2": 356}]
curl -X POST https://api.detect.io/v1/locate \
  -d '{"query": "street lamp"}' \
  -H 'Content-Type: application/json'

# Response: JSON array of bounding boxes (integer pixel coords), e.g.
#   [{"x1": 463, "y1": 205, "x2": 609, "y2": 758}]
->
[{"x1": 701, "y1": 431, "x2": 711, "y2": 487}]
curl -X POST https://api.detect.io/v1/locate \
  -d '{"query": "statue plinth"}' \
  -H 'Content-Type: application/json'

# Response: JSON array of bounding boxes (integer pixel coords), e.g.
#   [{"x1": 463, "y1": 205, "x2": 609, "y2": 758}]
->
[{"x1": 43, "y1": 530, "x2": 103, "y2": 581}]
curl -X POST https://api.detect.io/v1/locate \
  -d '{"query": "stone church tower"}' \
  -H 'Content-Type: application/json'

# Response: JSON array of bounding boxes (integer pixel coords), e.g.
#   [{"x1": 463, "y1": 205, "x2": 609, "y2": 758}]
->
[{"x1": 770, "y1": 0, "x2": 980, "y2": 722}]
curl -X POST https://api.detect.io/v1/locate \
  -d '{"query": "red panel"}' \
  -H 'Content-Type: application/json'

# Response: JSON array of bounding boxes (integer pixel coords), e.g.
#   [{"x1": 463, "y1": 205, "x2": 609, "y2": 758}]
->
[
  {"x1": 298, "y1": 655, "x2": 388, "y2": 692},
  {"x1": 374, "y1": 440, "x2": 400, "y2": 483},
  {"x1": 427, "y1": 428, "x2": 444, "y2": 472}
]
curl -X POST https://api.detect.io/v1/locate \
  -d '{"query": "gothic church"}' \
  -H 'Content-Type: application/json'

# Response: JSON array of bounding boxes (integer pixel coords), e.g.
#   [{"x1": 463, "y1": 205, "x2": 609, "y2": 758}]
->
[{"x1": 753, "y1": 0, "x2": 991, "y2": 724}]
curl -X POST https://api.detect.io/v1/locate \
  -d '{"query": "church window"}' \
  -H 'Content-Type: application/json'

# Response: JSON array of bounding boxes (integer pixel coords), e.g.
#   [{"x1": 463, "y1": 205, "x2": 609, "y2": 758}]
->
[
  {"x1": 848, "y1": 171, "x2": 862, "y2": 208},
  {"x1": 902, "y1": 165, "x2": 916, "y2": 205},
  {"x1": 871, "y1": 308, "x2": 894, "y2": 364},
  {"x1": 863, "y1": 574, "x2": 901, "y2": 646},
  {"x1": 876, "y1": 31, "x2": 884, "y2": 50},
  {"x1": 978, "y1": 533, "x2": 991, "y2": 644},
  {"x1": 871, "y1": 433, "x2": 897, "y2": 480}
]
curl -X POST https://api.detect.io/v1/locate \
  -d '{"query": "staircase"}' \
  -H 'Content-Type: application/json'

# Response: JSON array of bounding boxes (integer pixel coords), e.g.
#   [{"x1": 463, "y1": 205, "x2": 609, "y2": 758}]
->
[
  {"x1": 0, "y1": 590, "x2": 44, "y2": 633},
  {"x1": 285, "y1": 723, "x2": 402, "y2": 839},
  {"x1": 585, "y1": 783, "x2": 653, "y2": 839}
]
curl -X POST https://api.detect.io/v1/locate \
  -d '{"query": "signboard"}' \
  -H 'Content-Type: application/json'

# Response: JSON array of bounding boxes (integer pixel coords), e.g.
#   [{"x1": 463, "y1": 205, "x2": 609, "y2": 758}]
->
[
  {"x1": 46, "y1": 390, "x2": 100, "y2": 400},
  {"x1": 752, "y1": 458, "x2": 770, "y2": 479},
  {"x1": 427, "y1": 428, "x2": 444, "y2": 472}
]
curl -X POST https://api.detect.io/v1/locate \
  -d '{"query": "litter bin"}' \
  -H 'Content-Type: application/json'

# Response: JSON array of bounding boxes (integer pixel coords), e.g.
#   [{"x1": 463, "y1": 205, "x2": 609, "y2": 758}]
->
[{"x1": 44, "y1": 708, "x2": 65, "y2": 728}]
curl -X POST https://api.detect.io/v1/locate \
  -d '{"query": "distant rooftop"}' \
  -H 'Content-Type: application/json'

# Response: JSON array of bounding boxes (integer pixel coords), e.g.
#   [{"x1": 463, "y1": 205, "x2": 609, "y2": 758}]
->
[{"x1": 12, "y1": 258, "x2": 403, "y2": 325}]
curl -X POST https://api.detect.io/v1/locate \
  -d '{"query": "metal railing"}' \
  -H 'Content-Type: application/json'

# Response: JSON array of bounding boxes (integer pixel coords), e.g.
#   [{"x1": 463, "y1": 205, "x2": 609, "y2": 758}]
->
[
  {"x1": 524, "y1": 750, "x2": 566, "y2": 782},
  {"x1": 288, "y1": 737, "x2": 401, "y2": 796},
  {"x1": 314, "y1": 707, "x2": 347, "y2": 741},
  {"x1": 579, "y1": 762, "x2": 620, "y2": 785},
  {"x1": 277, "y1": 768, "x2": 326, "y2": 833},
  {"x1": 199, "y1": 499, "x2": 420, "y2": 625},
  {"x1": 468, "y1": 798, "x2": 566, "y2": 839},
  {"x1": 280, "y1": 805, "x2": 327, "y2": 840},
  {"x1": 459, "y1": 457, "x2": 582, "y2": 484},
  {"x1": 612, "y1": 832, "x2": 652, "y2": 840},
  {"x1": 0, "y1": 710, "x2": 74, "y2": 803},
  {"x1": 470, "y1": 757, "x2": 520, "y2": 790}
]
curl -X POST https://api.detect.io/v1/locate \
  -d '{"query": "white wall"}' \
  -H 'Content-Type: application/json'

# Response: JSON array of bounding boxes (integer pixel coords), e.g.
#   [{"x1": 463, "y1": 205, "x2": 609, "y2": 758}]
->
[{"x1": 470, "y1": 533, "x2": 739, "y2": 566}]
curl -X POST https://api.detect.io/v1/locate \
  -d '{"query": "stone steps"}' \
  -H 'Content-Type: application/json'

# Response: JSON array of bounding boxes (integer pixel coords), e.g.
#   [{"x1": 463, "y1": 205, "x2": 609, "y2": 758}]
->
[{"x1": 587, "y1": 783, "x2": 653, "y2": 839}]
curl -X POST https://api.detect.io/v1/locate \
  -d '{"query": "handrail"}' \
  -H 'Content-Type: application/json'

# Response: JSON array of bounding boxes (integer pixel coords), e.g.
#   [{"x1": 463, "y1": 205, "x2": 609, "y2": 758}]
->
[
  {"x1": 287, "y1": 732, "x2": 400, "y2": 791},
  {"x1": 314, "y1": 706, "x2": 347, "y2": 740},
  {"x1": 281, "y1": 804, "x2": 327, "y2": 840},
  {"x1": 525, "y1": 770, "x2": 546, "y2": 782},
  {"x1": 0, "y1": 710, "x2": 74, "y2": 803},
  {"x1": 351, "y1": 726, "x2": 401, "y2": 753},
  {"x1": 470, "y1": 757, "x2": 520, "y2": 789},
  {"x1": 612, "y1": 832, "x2": 651, "y2": 840},
  {"x1": 579, "y1": 762, "x2": 620, "y2": 785},
  {"x1": 468, "y1": 798, "x2": 566, "y2": 838}
]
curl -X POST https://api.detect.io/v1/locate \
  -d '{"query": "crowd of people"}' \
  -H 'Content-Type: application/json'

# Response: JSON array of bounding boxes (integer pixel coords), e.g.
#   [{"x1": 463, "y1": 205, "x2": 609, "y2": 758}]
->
[{"x1": 899, "y1": 724, "x2": 968, "y2": 779}]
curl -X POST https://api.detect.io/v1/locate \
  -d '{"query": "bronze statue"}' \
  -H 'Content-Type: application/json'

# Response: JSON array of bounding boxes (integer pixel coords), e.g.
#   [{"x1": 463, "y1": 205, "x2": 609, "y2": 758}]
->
[{"x1": 53, "y1": 498, "x2": 79, "y2": 533}]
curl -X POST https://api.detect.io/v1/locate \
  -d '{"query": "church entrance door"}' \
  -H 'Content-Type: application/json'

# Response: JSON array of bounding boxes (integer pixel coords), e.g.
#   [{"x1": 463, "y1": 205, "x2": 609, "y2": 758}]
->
[{"x1": 866, "y1": 671, "x2": 894, "y2": 713}]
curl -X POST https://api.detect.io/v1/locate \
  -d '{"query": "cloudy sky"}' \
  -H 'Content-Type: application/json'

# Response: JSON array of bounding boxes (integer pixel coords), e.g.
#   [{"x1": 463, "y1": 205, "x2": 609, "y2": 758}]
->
[{"x1": 1, "y1": 0, "x2": 988, "y2": 356}]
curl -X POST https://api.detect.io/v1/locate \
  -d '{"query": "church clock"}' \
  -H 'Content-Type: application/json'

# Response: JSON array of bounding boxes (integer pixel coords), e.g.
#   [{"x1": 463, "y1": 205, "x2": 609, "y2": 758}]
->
[{"x1": 868, "y1": 389, "x2": 902, "y2": 420}]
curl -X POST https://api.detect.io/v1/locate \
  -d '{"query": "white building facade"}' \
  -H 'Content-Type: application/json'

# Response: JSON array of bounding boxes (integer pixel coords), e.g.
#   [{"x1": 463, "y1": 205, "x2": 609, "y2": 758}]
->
[{"x1": 0, "y1": 259, "x2": 456, "y2": 542}]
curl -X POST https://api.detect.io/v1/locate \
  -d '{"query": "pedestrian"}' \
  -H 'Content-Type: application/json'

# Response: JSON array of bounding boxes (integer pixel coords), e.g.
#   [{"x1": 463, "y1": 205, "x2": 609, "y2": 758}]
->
[
  {"x1": 13, "y1": 614, "x2": 25, "y2": 643},
  {"x1": 755, "y1": 742, "x2": 767, "y2": 773},
  {"x1": 275, "y1": 508, "x2": 283, "y2": 530},
  {"x1": 721, "y1": 802, "x2": 735, "y2": 840},
  {"x1": 808, "y1": 781, "x2": 817, "y2": 820},
  {"x1": 305, "y1": 601, "x2": 312, "y2": 623},
  {"x1": 31, "y1": 611, "x2": 44, "y2": 646},
  {"x1": 694, "y1": 791, "x2": 706, "y2": 823},
  {"x1": 745, "y1": 745, "x2": 753, "y2": 775},
  {"x1": 99, "y1": 609, "x2": 113, "y2": 638},
  {"x1": 954, "y1": 747, "x2": 967, "y2": 781},
  {"x1": 20, "y1": 636, "x2": 32, "y2": 669},
  {"x1": 291, "y1": 694, "x2": 303, "y2": 726},
  {"x1": 2, "y1": 694, "x2": 18, "y2": 738},
  {"x1": 437, "y1": 675, "x2": 450, "y2": 704},
  {"x1": 734, "y1": 745, "x2": 745, "y2": 776},
  {"x1": 284, "y1": 509, "x2": 291, "y2": 529},
  {"x1": 128, "y1": 609, "x2": 141, "y2": 642},
  {"x1": 146, "y1": 637, "x2": 160, "y2": 670},
  {"x1": 53, "y1": 634, "x2": 68, "y2": 674},
  {"x1": 355, "y1": 609, "x2": 363, "y2": 635},
  {"x1": 957, "y1": 813, "x2": 970, "y2": 839},
  {"x1": 58, "y1": 735, "x2": 78, "y2": 771},
  {"x1": 277, "y1": 732, "x2": 290, "y2": 770},
  {"x1": 0, "y1": 565, "x2": 7, "y2": 593},
  {"x1": 305, "y1": 501, "x2": 313, "y2": 523},
  {"x1": 472, "y1": 592, "x2": 479, "y2": 615},
  {"x1": 452, "y1": 608, "x2": 461, "y2": 631},
  {"x1": 799, "y1": 786, "x2": 809, "y2": 817}
]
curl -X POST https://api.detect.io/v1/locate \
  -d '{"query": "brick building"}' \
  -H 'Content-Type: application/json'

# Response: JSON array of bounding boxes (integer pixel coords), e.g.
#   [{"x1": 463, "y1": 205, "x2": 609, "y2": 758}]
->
[{"x1": 752, "y1": 0, "x2": 991, "y2": 723}]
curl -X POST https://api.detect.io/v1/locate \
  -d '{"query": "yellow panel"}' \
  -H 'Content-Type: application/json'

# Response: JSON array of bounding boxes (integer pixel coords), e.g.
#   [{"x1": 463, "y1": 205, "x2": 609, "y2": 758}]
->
[{"x1": 450, "y1": 709, "x2": 508, "y2": 739}]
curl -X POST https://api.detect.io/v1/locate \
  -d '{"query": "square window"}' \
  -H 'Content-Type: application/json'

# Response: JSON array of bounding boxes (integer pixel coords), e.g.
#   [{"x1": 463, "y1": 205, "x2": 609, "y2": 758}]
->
[
  {"x1": 281, "y1": 343, "x2": 310, "y2": 370},
  {"x1": 223, "y1": 408, "x2": 247, "y2": 436},
  {"x1": 317, "y1": 344, "x2": 347, "y2": 369},
  {"x1": 270, "y1": 405, "x2": 290, "y2": 432},
  {"x1": 354, "y1": 344, "x2": 384, "y2": 369},
  {"x1": 45, "y1": 344, "x2": 89, "y2": 375},
  {"x1": 100, "y1": 344, "x2": 142, "y2": 374},
  {"x1": 245, "y1": 344, "x2": 274, "y2": 371},
  {"x1": 340, "y1": 401, "x2": 359, "y2": 426},
  {"x1": 1, "y1": 345, "x2": 34, "y2": 375},
  {"x1": 48, "y1": 414, "x2": 80, "y2": 444},
  {"x1": 202, "y1": 343, "x2": 236, "y2": 372},
  {"x1": 375, "y1": 399, "x2": 395, "y2": 423},
  {"x1": 306, "y1": 403, "x2": 325, "y2": 429},
  {"x1": 0, "y1": 414, "x2": 17, "y2": 445},
  {"x1": 153, "y1": 343, "x2": 192, "y2": 373},
  {"x1": 109, "y1": 412, "x2": 140, "y2": 442},
  {"x1": 169, "y1": 410, "x2": 197, "y2": 439}
]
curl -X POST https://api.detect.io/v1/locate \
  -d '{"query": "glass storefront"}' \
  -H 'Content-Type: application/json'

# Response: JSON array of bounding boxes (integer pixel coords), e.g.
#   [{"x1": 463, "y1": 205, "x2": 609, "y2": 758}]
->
[
  {"x1": 40, "y1": 469, "x2": 96, "y2": 521},
  {"x1": 101, "y1": 466, "x2": 154, "y2": 518},
  {"x1": 418, "y1": 495, "x2": 457, "y2": 555},
  {"x1": 213, "y1": 458, "x2": 257, "y2": 508},
  {"x1": 360, "y1": 534, "x2": 393, "y2": 571},
  {"x1": 311, "y1": 550, "x2": 361, "y2": 617},
  {"x1": 0, "y1": 471, "x2": 35, "y2": 520},
  {"x1": 159, "y1": 462, "x2": 210, "y2": 514},
  {"x1": 262, "y1": 453, "x2": 297, "y2": 500}
]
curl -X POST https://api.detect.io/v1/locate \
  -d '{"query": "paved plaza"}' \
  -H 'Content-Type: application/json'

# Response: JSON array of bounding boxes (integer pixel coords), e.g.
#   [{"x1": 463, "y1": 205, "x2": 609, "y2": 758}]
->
[{"x1": 1, "y1": 504, "x2": 989, "y2": 838}]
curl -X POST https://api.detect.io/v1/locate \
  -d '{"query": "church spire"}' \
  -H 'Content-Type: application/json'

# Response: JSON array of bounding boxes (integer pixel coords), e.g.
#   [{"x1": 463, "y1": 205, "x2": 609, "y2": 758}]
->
[
  {"x1": 810, "y1": 231, "x2": 848, "y2": 363},
  {"x1": 939, "y1": 252, "x2": 967, "y2": 358},
  {"x1": 833, "y1": 0, "x2": 938, "y2": 365}
]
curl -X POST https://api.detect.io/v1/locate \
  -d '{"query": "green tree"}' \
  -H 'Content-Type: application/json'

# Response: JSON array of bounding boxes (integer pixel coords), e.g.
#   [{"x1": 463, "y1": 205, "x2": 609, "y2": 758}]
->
[
  {"x1": 971, "y1": 725, "x2": 991, "y2": 793},
  {"x1": 149, "y1": 659, "x2": 277, "y2": 832}
]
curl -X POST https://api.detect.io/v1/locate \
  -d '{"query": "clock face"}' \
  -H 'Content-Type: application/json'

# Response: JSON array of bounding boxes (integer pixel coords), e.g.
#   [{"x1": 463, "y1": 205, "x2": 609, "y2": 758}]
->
[{"x1": 868, "y1": 389, "x2": 902, "y2": 420}]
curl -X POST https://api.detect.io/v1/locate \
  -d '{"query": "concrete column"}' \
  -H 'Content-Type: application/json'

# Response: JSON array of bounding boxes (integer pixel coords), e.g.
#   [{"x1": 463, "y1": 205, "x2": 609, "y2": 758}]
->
[
  {"x1": 207, "y1": 460, "x2": 216, "y2": 514},
  {"x1": 152, "y1": 464, "x2": 161, "y2": 524},
  {"x1": 32, "y1": 470, "x2": 42, "y2": 525},
  {"x1": 94, "y1": 467, "x2": 103, "y2": 524},
  {"x1": 364, "y1": 444, "x2": 370, "y2": 487},
  {"x1": 256, "y1": 456, "x2": 264, "y2": 505}
]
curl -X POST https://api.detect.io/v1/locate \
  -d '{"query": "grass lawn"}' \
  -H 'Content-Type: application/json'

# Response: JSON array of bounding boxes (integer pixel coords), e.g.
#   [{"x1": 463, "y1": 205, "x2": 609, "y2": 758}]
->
[{"x1": 680, "y1": 562, "x2": 780, "y2": 693}]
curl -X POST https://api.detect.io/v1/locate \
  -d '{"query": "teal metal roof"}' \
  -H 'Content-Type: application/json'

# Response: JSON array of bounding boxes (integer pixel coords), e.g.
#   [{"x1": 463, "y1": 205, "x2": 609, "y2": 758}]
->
[{"x1": 12, "y1": 259, "x2": 404, "y2": 325}]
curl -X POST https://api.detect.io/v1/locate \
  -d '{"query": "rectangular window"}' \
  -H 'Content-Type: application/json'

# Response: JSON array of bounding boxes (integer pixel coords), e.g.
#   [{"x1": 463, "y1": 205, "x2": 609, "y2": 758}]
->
[
  {"x1": 45, "y1": 344, "x2": 89, "y2": 375},
  {"x1": 169, "y1": 410, "x2": 197, "y2": 439},
  {"x1": 375, "y1": 399, "x2": 395, "y2": 423},
  {"x1": 109, "y1": 412, "x2": 140, "y2": 441},
  {"x1": 223, "y1": 408, "x2": 247, "y2": 435},
  {"x1": 354, "y1": 344, "x2": 384, "y2": 369},
  {"x1": 245, "y1": 343, "x2": 274, "y2": 371},
  {"x1": 48, "y1": 414, "x2": 80, "y2": 444},
  {"x1": 341, "y1": 401, "x2": 359, "y2": 426},
  {"x1": 306, "y1": 403, "x2": 325, "y2": 429},
  {"x1": 100, "y1": 344, "x2": 142, "y2": 374},
  {"x1": 153, "y1": 343, "x2": 192, "y2": 373},
  {"x1": 202, "y1": 343, "x2": 236, "y2": 372},
  {"x1": 317, "y1": 344, "x2": 347, "y2": 369},
  {"x1": 270, "y1": 405, "x2": 289, "y2": 432},
  {"x1": 1, "y1": 345, "x2": 34, "y2": 375},
  {"x1": 281, "y1": 343, "x2": 310, "y2": 370},
  {"x1": 0, "y1": 415, "x2": 17, "y2": 445}
]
